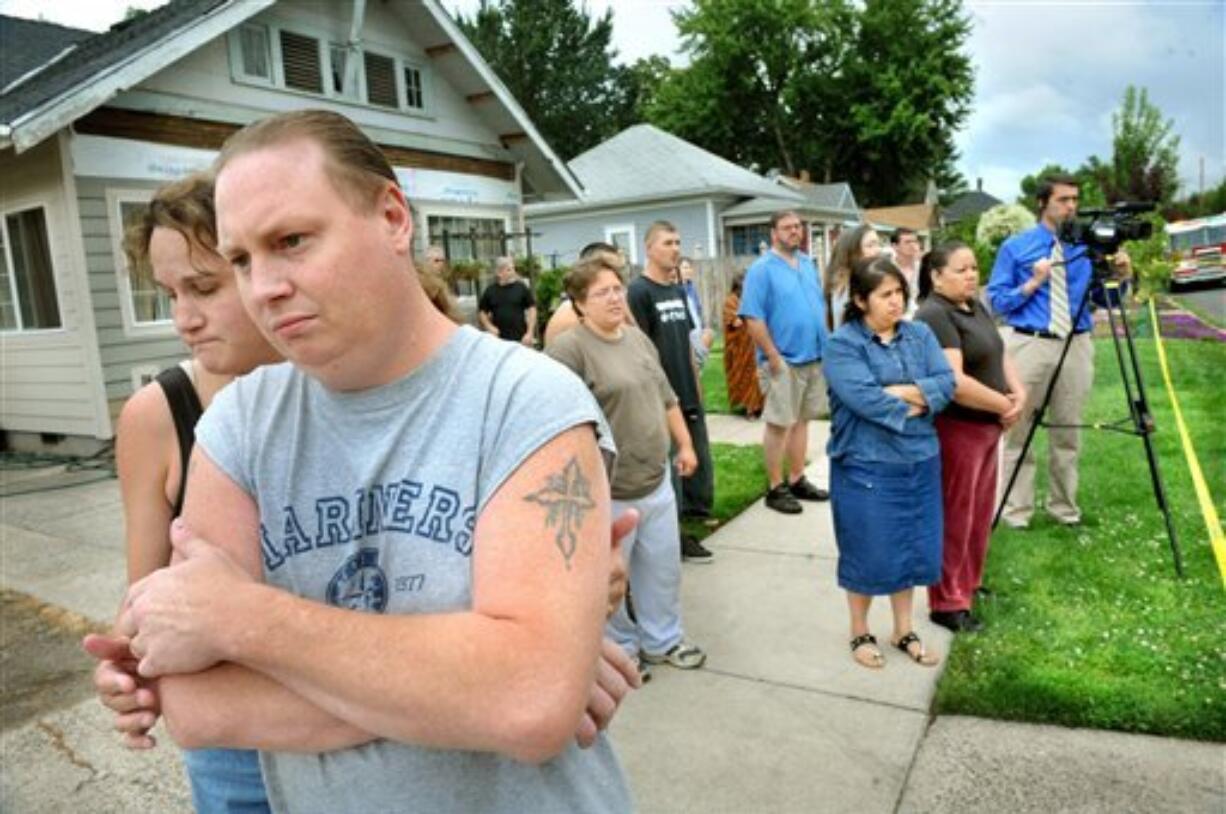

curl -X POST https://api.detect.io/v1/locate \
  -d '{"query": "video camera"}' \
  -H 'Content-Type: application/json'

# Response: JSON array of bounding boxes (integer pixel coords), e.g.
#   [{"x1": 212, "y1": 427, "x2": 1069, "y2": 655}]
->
[{"x1": 1058, "y1": 201, "x2": 1154, "y2": 256}]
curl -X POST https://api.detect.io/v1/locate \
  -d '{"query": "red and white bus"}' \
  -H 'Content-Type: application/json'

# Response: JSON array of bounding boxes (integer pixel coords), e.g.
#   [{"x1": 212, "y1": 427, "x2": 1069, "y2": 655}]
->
[{"x1": 1166, "y1": 213, "x2": 1226, "y2": 288}]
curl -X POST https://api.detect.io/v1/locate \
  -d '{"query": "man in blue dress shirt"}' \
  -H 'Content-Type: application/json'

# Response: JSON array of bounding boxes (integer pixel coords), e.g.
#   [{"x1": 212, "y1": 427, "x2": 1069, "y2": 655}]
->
[
  {"x1": 987, "y1": 176, "x2": 1131, "y2": 528},
  {"x1": 740, "y1": 210, "x2": 830, "y2": 515}
]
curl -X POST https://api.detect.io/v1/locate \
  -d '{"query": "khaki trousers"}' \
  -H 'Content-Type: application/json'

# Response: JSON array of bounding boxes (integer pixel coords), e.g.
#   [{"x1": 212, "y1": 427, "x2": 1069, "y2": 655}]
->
[{"x1": 1000, "y1": 329, "x2": 1094, "y2": 525}]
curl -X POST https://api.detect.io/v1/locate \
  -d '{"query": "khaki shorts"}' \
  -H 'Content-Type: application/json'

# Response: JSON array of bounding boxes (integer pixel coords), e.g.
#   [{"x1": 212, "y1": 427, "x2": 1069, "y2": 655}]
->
[{"x1": 758, "y1": 360, "x2": 827, "y2": 427}]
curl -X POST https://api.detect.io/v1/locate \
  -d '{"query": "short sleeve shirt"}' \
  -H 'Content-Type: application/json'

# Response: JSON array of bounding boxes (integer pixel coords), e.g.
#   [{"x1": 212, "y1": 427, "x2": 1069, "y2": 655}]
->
[
  {"x1": 547, "y1": 324, "x2": 677, "y2": 499},
  {"x1": 738, "y1": 250, "x2": 827, "y2": 366},
  {"x1": 479, "y1": 280, "x2": 535, "y2": 341},
  {"x1": 915, "y1": 293, "x2": 1009, "y2": 423},
  {"x1": 626, "y1": 274, "x2": 700, "y2": 410}
]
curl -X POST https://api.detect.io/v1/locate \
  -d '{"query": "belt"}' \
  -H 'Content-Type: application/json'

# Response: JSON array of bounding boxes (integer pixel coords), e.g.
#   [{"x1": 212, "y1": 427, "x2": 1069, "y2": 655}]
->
[{"x1": 1013, "y1": 326, "x2": 1089, "y2": 339}]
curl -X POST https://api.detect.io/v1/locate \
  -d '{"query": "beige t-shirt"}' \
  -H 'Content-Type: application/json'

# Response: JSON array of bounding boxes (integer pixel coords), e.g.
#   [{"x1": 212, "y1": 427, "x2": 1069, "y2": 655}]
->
[{"x1": 547, "y1": 324, "x2": 677, "y2": 500}]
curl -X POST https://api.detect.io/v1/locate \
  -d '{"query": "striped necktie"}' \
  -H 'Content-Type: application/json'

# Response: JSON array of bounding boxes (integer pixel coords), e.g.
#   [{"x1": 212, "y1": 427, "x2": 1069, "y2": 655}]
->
[{"x1": 1048, "y1": 239, "x2": 1072, "y2": 337}]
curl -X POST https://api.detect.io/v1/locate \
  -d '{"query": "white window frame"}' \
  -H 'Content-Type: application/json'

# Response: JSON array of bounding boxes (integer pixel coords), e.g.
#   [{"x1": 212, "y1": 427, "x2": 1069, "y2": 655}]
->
[
  {"x1": 0, "y1": 199, "x2": 66, "y2": 335},
  {"x1": 227, "y1": 20, "x2": 433, "y2": 117},
  {"x1": 328, "y1": 41, "x2": 362, "y2": 101},
  {"x1": 227, "y1": 23, "x2": 276, "y2": 87},
  {"x1": 107, "y1": 188, "x2": 176, "y2": 338},
  {"x1": 402, "y1": 58, "x2": 430, "y2": 112},
  {"x1": 604, "y1": 223, "x2": 638, "y2": 265}
]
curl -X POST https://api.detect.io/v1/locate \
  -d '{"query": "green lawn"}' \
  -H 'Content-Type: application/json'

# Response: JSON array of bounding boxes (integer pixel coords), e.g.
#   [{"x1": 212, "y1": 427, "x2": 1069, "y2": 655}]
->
[
  {"x1": 701, "y1": 343, "x2": 731, "y2": 415},
  {"x1": 680, "y1": 442, "x2": 766, "y2": 543},
  {"x1": 934, "y1": 334, "x2": 1226, "y2": 741}
]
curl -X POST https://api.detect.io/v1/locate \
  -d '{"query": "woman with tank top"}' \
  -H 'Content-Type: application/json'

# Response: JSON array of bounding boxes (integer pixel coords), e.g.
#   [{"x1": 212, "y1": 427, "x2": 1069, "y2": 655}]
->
[{"x1": 87, "y1": 174, "x2": 281, "y2": 812}]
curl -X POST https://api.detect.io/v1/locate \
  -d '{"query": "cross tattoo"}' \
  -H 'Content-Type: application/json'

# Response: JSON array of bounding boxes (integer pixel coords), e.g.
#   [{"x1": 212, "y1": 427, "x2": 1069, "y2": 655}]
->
[{"x1": 523, "y1": 456, "x2": 595, "y2": 569}]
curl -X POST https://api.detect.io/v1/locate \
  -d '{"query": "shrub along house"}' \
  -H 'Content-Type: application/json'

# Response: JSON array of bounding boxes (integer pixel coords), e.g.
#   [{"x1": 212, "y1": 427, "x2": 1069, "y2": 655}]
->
[{"x1": 0, "y1": 0, "x2": 578, "y2": 450}]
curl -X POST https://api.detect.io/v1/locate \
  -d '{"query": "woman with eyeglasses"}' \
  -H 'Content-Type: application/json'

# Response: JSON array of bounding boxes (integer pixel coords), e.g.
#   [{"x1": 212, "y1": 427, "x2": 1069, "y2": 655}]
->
[{"x1": 547, "y1": 254, "x2": 707, "y2": 679}]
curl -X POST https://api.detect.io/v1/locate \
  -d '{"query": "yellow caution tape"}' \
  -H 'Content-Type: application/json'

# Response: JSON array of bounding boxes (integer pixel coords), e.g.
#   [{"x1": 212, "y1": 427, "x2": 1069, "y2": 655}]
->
[{"x1": 1149, "y1": 298, "x2": 1226, "y2": 587}]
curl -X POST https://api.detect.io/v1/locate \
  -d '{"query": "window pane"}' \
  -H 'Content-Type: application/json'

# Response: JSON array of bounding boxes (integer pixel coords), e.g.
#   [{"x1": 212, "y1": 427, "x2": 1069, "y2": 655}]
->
[
  {"x1": 0, "y1": 224, "x2": 16, "y2": 329},
  {"x1": 330, "y1": 44, "x2": 352, "y2": 96},
  {"x1": 280, "y1": 30, "x2": 323, "y2": 93},
  {"x1": 6, "y1": 208, "x2": 60, "y2": 329},
  {"x1": 120, "y1": 202, "x2": 171, "y2": 324},
  {"x1": 240, "y1": 25, "x2": 270, "y2": 78},
  {"x1": 427, "y1": 216, "x2": 505, "y2": 262},
  {"x1": 364, "y1": 52, "x2": 397, "y2": 108},
  {"x1": 404, "y1": 66, "x2": 423, "y2": 109}
]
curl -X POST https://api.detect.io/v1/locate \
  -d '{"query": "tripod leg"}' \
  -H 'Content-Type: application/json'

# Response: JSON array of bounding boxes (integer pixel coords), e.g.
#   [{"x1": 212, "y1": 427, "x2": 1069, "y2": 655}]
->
[{"x1": 1115, "y1": 293, "x2": 1185, "y2": 577}]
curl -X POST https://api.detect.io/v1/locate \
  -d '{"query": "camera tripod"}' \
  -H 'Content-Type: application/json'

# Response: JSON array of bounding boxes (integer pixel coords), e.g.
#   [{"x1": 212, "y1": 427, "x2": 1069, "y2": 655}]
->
[{"x1": 991, "y1": 256, "x2": 1185, "y2": 578}]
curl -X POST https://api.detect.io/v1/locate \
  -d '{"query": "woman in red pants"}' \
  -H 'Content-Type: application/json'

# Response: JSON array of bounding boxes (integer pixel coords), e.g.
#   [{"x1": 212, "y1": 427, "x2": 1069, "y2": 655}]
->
[{"x1": 915, "y1": 242, "x2": 1027, "y2": 633}]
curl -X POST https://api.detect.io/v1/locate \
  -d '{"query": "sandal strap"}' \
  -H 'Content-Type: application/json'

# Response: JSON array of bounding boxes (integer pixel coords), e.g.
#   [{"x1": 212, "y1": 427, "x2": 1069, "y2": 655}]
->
[
  {"x1": 849, "y1": 633, "x2": 878, "y2": 652},
  {"x1": 894, "y1": 631, "x2": 921, "y2": 651}
]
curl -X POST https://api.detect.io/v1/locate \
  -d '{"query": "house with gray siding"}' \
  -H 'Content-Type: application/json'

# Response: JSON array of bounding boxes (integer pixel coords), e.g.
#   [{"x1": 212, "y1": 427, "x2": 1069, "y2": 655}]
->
[
  {"x1": 0, "y1": 0, "x2": 578, "y2": 448},
  {"x1": 525, "y1": 124, "x2": 804, "y2": 267}
]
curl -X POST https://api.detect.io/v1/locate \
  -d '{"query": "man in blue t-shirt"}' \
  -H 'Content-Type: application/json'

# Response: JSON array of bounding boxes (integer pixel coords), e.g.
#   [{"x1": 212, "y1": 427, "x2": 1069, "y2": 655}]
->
[
  {"x1": 987, "y1": 175, "x2": 1131, "y2": 528},
  {"x1": 739, "y1": 210, "x2": 830, "y2": 514}
]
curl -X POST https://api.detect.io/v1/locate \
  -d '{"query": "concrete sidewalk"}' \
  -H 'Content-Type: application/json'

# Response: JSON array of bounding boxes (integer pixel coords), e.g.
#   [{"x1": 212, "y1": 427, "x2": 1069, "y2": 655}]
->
[{"x1": 2, "y1": 419, "x2": 1223, "y2": 812}]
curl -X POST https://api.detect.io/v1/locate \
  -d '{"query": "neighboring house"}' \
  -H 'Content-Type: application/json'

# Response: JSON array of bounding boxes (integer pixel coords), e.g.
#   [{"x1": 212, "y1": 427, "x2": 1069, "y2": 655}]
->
[
  {"x1": 943, "y1": 179, "x2": 1002, "y2": 225},
  {"x1": 721, "y1": 172, "x2": 861, "y2": 265},
  {"x1": 864, "y1": 203, "x2": 943, "y2": 248},
  {"x1": 0, "y1": 0, "x2": 579, "y2": 448},
  {"x1": 525, "y1": 124, "x2": 805, "y2": 267}
]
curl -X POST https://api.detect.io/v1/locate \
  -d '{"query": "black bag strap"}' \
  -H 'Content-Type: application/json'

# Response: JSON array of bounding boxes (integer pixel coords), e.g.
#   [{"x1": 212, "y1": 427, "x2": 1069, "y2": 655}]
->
[{"x1": 155, "y1": 365, "x2": 205, "y2": 517}]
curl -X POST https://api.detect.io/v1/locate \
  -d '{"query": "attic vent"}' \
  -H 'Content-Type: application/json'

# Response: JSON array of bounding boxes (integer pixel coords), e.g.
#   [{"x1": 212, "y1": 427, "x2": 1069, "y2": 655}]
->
[
  {"x1": 364, "y1": 52, "x2": 397, "y2": 108},
  {"x1": 280, "y1": 30, "x2": 322, "y2": 93}
]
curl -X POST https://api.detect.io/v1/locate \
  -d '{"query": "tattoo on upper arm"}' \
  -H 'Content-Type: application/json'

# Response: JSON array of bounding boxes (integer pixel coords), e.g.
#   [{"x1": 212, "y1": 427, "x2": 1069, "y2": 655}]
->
[{"x1": 523, "y1": 456, "x2": 595, "y2": 570}]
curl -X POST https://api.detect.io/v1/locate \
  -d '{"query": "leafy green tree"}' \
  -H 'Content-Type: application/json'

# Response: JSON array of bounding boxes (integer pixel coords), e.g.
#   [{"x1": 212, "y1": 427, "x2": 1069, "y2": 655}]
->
[
  {"x1": 1096, "y1": 86, "x2": 1181, "y2": 205},
  {"x1": 1017, "y1": 163, "x2": 1106, "y2": 212},
  {"x1": 646, "y1": 0, "x2": 973, "y2": 206},
  {"x1": 828, "y1": 0, "x2": 974, "y2": 205},
  {"x1": 455, "y1": 0, "x2": 625, "y2": 160},
  {"x1": 1164, "y1": 177, "x2": 1226, "y2": 220},
  {"x1": 646, "y1": 0, "x2": 854, "y2": 176},
  {"x1": 607, "y1": 56, "x2": 672, "y2": 130}
]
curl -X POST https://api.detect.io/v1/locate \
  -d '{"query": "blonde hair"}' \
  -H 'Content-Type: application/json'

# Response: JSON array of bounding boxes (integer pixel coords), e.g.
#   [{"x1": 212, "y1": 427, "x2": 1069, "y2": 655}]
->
[
  {"x1": 216, "y1": 109, "x2": 397, "y2": 213},
  {"x1": 121, "y1": 172, "x2": 219, "y2": 284}
]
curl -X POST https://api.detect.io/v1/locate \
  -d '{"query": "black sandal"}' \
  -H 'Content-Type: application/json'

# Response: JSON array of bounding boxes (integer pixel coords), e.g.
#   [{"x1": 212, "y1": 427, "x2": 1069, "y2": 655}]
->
[
  {"x1": 849, "y1": 634, "x2": 884, "y2": 669},
  {"x1": 892, "y1": 631, "x2": 939, "y2": 667}
]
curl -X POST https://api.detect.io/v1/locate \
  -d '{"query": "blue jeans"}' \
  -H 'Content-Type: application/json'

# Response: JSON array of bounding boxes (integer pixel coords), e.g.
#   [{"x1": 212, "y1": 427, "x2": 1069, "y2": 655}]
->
[{"x1": 182, "y1": 748, "x2": 269, "y2": 813}]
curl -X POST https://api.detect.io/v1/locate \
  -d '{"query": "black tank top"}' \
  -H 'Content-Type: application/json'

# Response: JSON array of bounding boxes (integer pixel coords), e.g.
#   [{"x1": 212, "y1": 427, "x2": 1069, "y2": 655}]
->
[{"x1": 155, "y1": 365, "x2": 204, "y2": 517}]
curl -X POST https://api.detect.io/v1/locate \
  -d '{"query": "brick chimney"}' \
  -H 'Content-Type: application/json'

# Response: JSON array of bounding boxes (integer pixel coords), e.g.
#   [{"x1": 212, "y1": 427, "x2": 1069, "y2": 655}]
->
[{"x1": 977, "y1": 177, "x2": 983, "y2": 192}]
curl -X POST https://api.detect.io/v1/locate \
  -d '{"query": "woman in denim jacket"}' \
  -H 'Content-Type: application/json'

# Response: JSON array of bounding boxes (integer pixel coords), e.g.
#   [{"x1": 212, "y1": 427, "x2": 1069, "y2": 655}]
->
[{"x1": 824, "y1": 257, "x2": 956, "y2": 669}]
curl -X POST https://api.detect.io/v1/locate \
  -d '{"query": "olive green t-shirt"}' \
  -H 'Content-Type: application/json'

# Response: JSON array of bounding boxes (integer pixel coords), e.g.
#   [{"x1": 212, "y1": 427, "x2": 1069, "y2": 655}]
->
[{"x1": 547, "y1": 324, "x2": 677, "y2": 500}]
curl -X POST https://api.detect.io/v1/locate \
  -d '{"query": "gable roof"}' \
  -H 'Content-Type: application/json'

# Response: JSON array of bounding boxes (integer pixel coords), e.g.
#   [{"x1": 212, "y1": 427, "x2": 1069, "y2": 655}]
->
[
  {"x1": 722, "y1": 175, "x2": 860, "y2": 221},
  {"x1": 0, "y1": 0, "x2": 266, "y2": 150},
  {"x1": 0, "y1": 0, "x2": 580, "y2": 198},
  {"x1": 864, "y1": 203, "x2": 942, "y2": 232},
  {"x1": 527, "y1": 124, "x2": 802, "y2": 215},
  {"x1": 0, "y1": 15, "x2": 93, "y2": 94},
  {"x1": 775, "y1": 175, "x2": 859, "y2": 213},
  {"x1": 943, "y1": 189, "x2": 1002, "y2": 223}
]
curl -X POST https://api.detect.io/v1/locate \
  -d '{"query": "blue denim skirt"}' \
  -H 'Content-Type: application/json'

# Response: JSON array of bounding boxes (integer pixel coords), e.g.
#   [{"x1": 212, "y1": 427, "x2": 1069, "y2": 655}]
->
[
  {"x1": 831, "y1": 455, "x2": 943, "y2": 595},
  {"x1": 182, "y1": 747, "x2": 269, "y2": 813}
]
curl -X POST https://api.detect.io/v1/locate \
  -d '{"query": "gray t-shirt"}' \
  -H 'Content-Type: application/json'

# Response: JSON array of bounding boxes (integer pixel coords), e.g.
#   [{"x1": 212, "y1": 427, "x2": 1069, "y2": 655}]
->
[
  {"x1": 547, "y1": 324, "x2": 676, "y2": 500},
  {"x1": 196, "y1": 326, "x2": 631, "y2": 814}
]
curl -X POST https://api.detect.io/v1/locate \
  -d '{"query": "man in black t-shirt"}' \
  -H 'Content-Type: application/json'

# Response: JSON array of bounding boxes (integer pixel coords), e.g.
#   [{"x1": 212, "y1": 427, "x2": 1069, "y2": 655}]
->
[
  {"x1": 479, "y1": 257, "x2": 537, "y2": 344},
  {"x1": 626, "y1": 221, "x2": 715, "y2": 564}
]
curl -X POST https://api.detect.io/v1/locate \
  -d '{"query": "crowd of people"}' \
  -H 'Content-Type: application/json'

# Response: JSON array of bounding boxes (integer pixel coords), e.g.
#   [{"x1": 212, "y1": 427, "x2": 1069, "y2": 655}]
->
[{"x1": 80, "y1": 105, "x2": 1125, "y2": 813}]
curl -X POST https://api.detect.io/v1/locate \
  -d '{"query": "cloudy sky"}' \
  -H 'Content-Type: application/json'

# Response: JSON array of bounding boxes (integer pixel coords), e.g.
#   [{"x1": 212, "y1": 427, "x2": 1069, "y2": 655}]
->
[{"x1": 6, "y1": 0, "x2": 1221, "y2": 204}]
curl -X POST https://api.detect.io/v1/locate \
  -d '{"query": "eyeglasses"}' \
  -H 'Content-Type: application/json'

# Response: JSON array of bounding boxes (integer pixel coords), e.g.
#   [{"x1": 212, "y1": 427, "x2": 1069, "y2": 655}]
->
[{"x1": 587, "y1": 286, "x2": 625, "y2": 301}]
